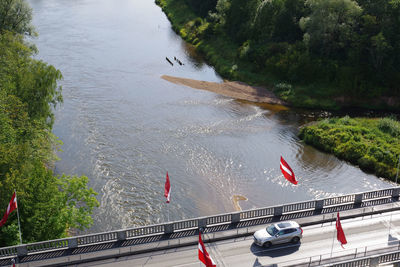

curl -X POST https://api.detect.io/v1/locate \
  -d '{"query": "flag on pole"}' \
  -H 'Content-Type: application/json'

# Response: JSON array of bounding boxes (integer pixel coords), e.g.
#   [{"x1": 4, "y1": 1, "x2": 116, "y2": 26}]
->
[
  {"x1": 164, "y1": 172, "x2": 171, "y2": 203},
  {"x1": 336, "y1": 212, "x2": 347, "y2": 248},
  {"x1": 0, "y1": 192, "x2": 17, "y2": 227},
  {"x1": 280, "y1": 156, "x2": 298, "y2": 185},
  {"x1": 198, "y1": 232, "x2": 216, "y2": 267}
]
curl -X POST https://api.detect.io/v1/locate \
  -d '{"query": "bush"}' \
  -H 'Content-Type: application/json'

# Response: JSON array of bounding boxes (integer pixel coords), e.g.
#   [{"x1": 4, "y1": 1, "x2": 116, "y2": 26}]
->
[
  {"x1": 378, "y1": 117, "x2": 400, "y2": 137},
  {"x1": 299, "y1": 117, "x2": 400, "y2": 181},
  {"x1": 358, "y1": 155, "x2": 376, "y2": 172}
]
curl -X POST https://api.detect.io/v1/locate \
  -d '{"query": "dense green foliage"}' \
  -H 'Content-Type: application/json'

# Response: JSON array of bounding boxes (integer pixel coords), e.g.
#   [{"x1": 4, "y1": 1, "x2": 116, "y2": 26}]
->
[
  {"x1": 0, "y1": 0, "x2": 36, "y2": 36},
  {"x1": 156, "y1": 0, "x2": 400, "y2": 110},
  {"x1": 299, "y1": 117, "x2": 400, "y2": 180},
  {"x1": 184, "y1": 0, "x2": 217, "y2": 17},
  {"x1": 0, "y1": 0, "x2": 99, "y2": 247}
]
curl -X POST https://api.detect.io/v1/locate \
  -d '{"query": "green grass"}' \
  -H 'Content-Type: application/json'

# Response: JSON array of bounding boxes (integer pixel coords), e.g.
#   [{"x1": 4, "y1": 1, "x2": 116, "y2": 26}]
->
[{"x1": 299, "y1": 117, "x2": 400, "y2": 181}]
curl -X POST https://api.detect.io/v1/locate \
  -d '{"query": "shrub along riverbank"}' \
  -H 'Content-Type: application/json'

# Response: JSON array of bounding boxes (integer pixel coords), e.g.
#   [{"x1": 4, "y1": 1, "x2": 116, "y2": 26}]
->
[
  {"x1": 299, "y1": 117, "x2": 400, "y2": 181},
  {"x1": 156, "y1": 0, "x2": 400, "y2": 111},
  {"x1": 0, "y1": 0, "x2": 99, "y2": 246}
]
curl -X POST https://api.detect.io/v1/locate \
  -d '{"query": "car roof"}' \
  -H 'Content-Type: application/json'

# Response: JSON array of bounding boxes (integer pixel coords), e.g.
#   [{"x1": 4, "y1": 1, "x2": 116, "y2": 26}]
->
[{"x1": 275, "y1": 221, "x2": 299, "y2": 230}]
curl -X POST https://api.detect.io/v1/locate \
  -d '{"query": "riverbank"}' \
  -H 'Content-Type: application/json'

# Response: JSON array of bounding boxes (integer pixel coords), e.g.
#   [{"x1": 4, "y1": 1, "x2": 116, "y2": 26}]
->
[
  {"x1": 299, "y1": 117, "x2": 400, "y2": 181},
  {"x1": 156, "y1": 0, "x2": 400, "y2": 111},
  {"x1": 155, "y1": 0, "x2": 331, "y2": 110}
]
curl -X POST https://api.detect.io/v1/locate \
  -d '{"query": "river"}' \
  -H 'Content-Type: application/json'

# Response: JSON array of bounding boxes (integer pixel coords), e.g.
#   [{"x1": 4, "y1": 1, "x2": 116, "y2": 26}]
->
[{"x1": 29, "y1": 0, "x2": 392, "y2": 234}]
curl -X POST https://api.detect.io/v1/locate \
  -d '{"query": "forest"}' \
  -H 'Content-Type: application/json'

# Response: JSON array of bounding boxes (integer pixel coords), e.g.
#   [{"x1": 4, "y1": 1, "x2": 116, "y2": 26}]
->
[
  {"x1": 157, "y1": 0, "x2": 400, "y2": 110},
  {"x1": 0, "y1": 0, "x2": 99, "y2": 246}
]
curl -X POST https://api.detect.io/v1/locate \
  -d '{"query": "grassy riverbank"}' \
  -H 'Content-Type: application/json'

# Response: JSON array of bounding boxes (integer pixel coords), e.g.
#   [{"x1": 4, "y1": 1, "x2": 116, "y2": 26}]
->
[
  {"x1": 299, "y1": 117, "x2": 400, "y2": 181},
  {"x1": 156, "y1": 0, "x2": 400, "y2": 111}
]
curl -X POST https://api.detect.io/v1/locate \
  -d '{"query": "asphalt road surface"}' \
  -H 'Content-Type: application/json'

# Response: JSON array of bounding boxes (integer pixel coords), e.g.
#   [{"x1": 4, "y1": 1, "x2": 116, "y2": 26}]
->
[{"x1": 72, "y1": 211, "x2": 400, "y2": 267}]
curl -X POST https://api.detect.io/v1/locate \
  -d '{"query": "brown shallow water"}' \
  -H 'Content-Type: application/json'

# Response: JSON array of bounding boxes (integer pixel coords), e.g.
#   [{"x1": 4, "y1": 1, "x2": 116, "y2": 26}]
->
[{"x1": 232, "y1": 195, "x2": 248, "y2": 211}]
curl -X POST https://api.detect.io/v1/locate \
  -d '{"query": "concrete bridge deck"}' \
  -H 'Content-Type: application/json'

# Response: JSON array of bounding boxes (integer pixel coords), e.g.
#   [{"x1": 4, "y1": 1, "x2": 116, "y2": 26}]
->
[
  {"x1": 1, "y1": 187, "x2": 400, "y2": 266},
  {"x1": 68, "y1": 209, "x2": 400, "y2": 267}
]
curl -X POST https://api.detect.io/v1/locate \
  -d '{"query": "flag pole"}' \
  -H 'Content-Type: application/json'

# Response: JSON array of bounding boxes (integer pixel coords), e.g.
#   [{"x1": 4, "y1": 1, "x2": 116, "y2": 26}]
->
[
  {"x1": 330, "y1": 213, "x2": 336, "y2": 259},
  {"x1": 388, "y1": 154, "x2": 400, "y2": 239},
  {"x1": 14, "y1": 190, "x2": 22, "y2": 245},
  {"x1": 395, "y1": 153, "x2": 400, "y2": 185},
  {"x1": 168, "y1": 203, "x2": 170, "y2": 222},
  {"x1": 200, "y1": 230, "x2": 203, "y2": 267}
]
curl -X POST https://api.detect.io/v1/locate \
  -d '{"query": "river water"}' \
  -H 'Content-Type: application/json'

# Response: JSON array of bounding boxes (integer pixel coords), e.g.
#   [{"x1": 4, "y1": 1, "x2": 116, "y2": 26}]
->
[{"x1": 29, "y1": 0, "x2": 392, "y2": 234}]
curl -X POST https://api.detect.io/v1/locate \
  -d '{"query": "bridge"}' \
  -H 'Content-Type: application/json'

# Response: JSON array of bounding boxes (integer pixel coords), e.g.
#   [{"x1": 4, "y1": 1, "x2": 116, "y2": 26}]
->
[{"x1": 2, "y1": 187, "x2": 400, "y2": 266}]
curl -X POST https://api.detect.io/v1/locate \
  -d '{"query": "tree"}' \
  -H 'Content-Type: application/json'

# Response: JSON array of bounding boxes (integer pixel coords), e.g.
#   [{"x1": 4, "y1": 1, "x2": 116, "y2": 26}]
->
[
  {"x1": 0, "y1": 0, "x2": 36, "y2": 36},
  {"x1": 272, "y1": 0, "x2": 306, "y2": 43},
  {"x1": 369, "y1": 31, "x2": 392, "y2": 71},
  {"x1": 0, "y1": 88, "x2": 98, "y2": 246},
  {"x1": 300, "y1": 0, "x2": 362, "y2": 57},
  {"x1": 0, "y1": 164, "x2": 99, "y2": 245},
  {"x1": 185, "y1": 0, "x2": 218, "y2": 16},
  {"x1": 251, "y1": 0, "x2": 286, "y2": 42},
  {"x1": 208, "y1": 0, "x2": 230, "y2": 28},
  {"x1": 0, "y1": 0, "x2": 99, "y2": 246},
  {"x1": 357, "y1": 0, "x2": 400, "y2": 88},
  {"x1": 0, "y1": 31, "x2": 63, "y2": 128}
]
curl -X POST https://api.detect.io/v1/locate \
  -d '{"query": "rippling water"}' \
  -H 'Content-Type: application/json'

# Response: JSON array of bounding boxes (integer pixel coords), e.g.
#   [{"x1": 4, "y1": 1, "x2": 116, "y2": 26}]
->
[{"x1": 29, "y1": 0, "x2": 392, "y2": 233}]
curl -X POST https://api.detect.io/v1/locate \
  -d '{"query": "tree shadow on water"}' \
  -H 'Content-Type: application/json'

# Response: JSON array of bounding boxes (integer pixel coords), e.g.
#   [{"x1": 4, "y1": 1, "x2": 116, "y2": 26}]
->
[{"x1": 250, "y1": 242, "x2": 300, "y2": 258}]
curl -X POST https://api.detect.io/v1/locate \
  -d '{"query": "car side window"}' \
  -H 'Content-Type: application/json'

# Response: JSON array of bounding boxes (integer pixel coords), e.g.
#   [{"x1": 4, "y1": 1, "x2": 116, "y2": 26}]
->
[
  {"x1": 277, "y1": 230, "x2": 285, "y2": 236},
  {"x1": 283, "y1": 229, "x2": 295, "y2": 234}
]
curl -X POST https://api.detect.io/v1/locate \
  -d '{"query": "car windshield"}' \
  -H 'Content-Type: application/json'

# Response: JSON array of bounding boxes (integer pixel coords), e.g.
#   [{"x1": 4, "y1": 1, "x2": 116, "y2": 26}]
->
[{"x1": 266, "y1": 225, "x2": 279, "y2": 236}]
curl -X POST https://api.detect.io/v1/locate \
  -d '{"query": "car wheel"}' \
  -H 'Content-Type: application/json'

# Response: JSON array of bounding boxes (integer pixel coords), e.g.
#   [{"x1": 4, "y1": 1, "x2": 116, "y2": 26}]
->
[
  {"x1": 263, "y1": 241, "x2": 272, "y2": 248},
  {"x1": 291, "y1": 237, "x2": 300, "y2": 244}
]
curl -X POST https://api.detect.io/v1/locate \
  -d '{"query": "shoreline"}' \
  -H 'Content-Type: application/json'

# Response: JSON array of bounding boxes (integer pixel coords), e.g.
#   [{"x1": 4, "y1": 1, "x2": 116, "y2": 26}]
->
[
  {"x1": 156, "y1": 0, "x2": 400, "y2": 112},
  {"x1": 162, "y1": 75, "x2": 287, "y2": 106},
  {"x1": 299, "y1": 117, "x2": 400, "y2": 181}
]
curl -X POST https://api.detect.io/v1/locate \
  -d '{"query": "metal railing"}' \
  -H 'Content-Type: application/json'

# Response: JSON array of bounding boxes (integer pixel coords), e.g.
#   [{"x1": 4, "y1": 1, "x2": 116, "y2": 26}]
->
[
  {"x1": 328, "y1": 247, "x2": 400, "y2": 267},
  {"x1": 280, "y1": 237, "x2": 400, "y2": 266},
  {"x1": 0, "y1": 187, "x2": 399, "y2": 264},
  {"x1": 240, "y1": 207, "x2": 274, "y2": 220}
]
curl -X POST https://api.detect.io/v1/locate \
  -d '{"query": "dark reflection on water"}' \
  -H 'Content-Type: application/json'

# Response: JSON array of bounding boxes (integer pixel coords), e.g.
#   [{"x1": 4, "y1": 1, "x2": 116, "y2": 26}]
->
[{"x1": 29, "y1": 0, "x2": 393, "y2": 234}]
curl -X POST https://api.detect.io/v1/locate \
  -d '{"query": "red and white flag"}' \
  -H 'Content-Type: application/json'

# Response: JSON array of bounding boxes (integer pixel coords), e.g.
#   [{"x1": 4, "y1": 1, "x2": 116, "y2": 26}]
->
[
  {"x1": 0, "y1": 192, "x2": 18, "y2": 227},
  {"x1": 336, "y1": 212, "x2": 347, "y2": 248},
  {"x1": 164, "y1": 172, "x2": 171, "y2": 203},
  {"x1": 280, "y1": 156, "x2": 298, "y2": 185},
  {"x1": 198, "y1": 233, "x2": 216, "y2": 267}
]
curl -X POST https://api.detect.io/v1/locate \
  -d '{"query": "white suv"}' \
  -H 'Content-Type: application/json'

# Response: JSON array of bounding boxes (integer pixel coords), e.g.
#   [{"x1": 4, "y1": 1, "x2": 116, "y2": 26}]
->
[{"x1": 253, "y1": 221, "x2": 303, "y2": 248}]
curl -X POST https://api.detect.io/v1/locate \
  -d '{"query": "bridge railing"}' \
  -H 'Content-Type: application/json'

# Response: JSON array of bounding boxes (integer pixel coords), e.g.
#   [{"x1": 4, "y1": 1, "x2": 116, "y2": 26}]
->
[
  {"x1": 77, "y1": 231, "x2": 118, "y2": 246},
  {"x1": 1, "y1": 186, "x2": 399, "y2": 260},
  {"x1": 26, "y1": 239, "x2": 69, "y2": 253},
  {"x1": 240, "y1": 207, "x2": 274, "y2": 220},
  {"x1": 323, "y1": 194, "x2": 355, "y2": 207},
  {"x1": 126, "y1": 224, "x2": 164, "y2": 238},
  {"x1": 173, "y1": 218, "x2": 198, "y2": 231},
  {"x1": 279, "y1": 237, "x2": 400, "y2": 266},
  {"x1": 0, "y1": 247, "x2": 17, "y2": 258},
  {"x1": 362, "y1": 188, "x2": 394, "y2": 200}
]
